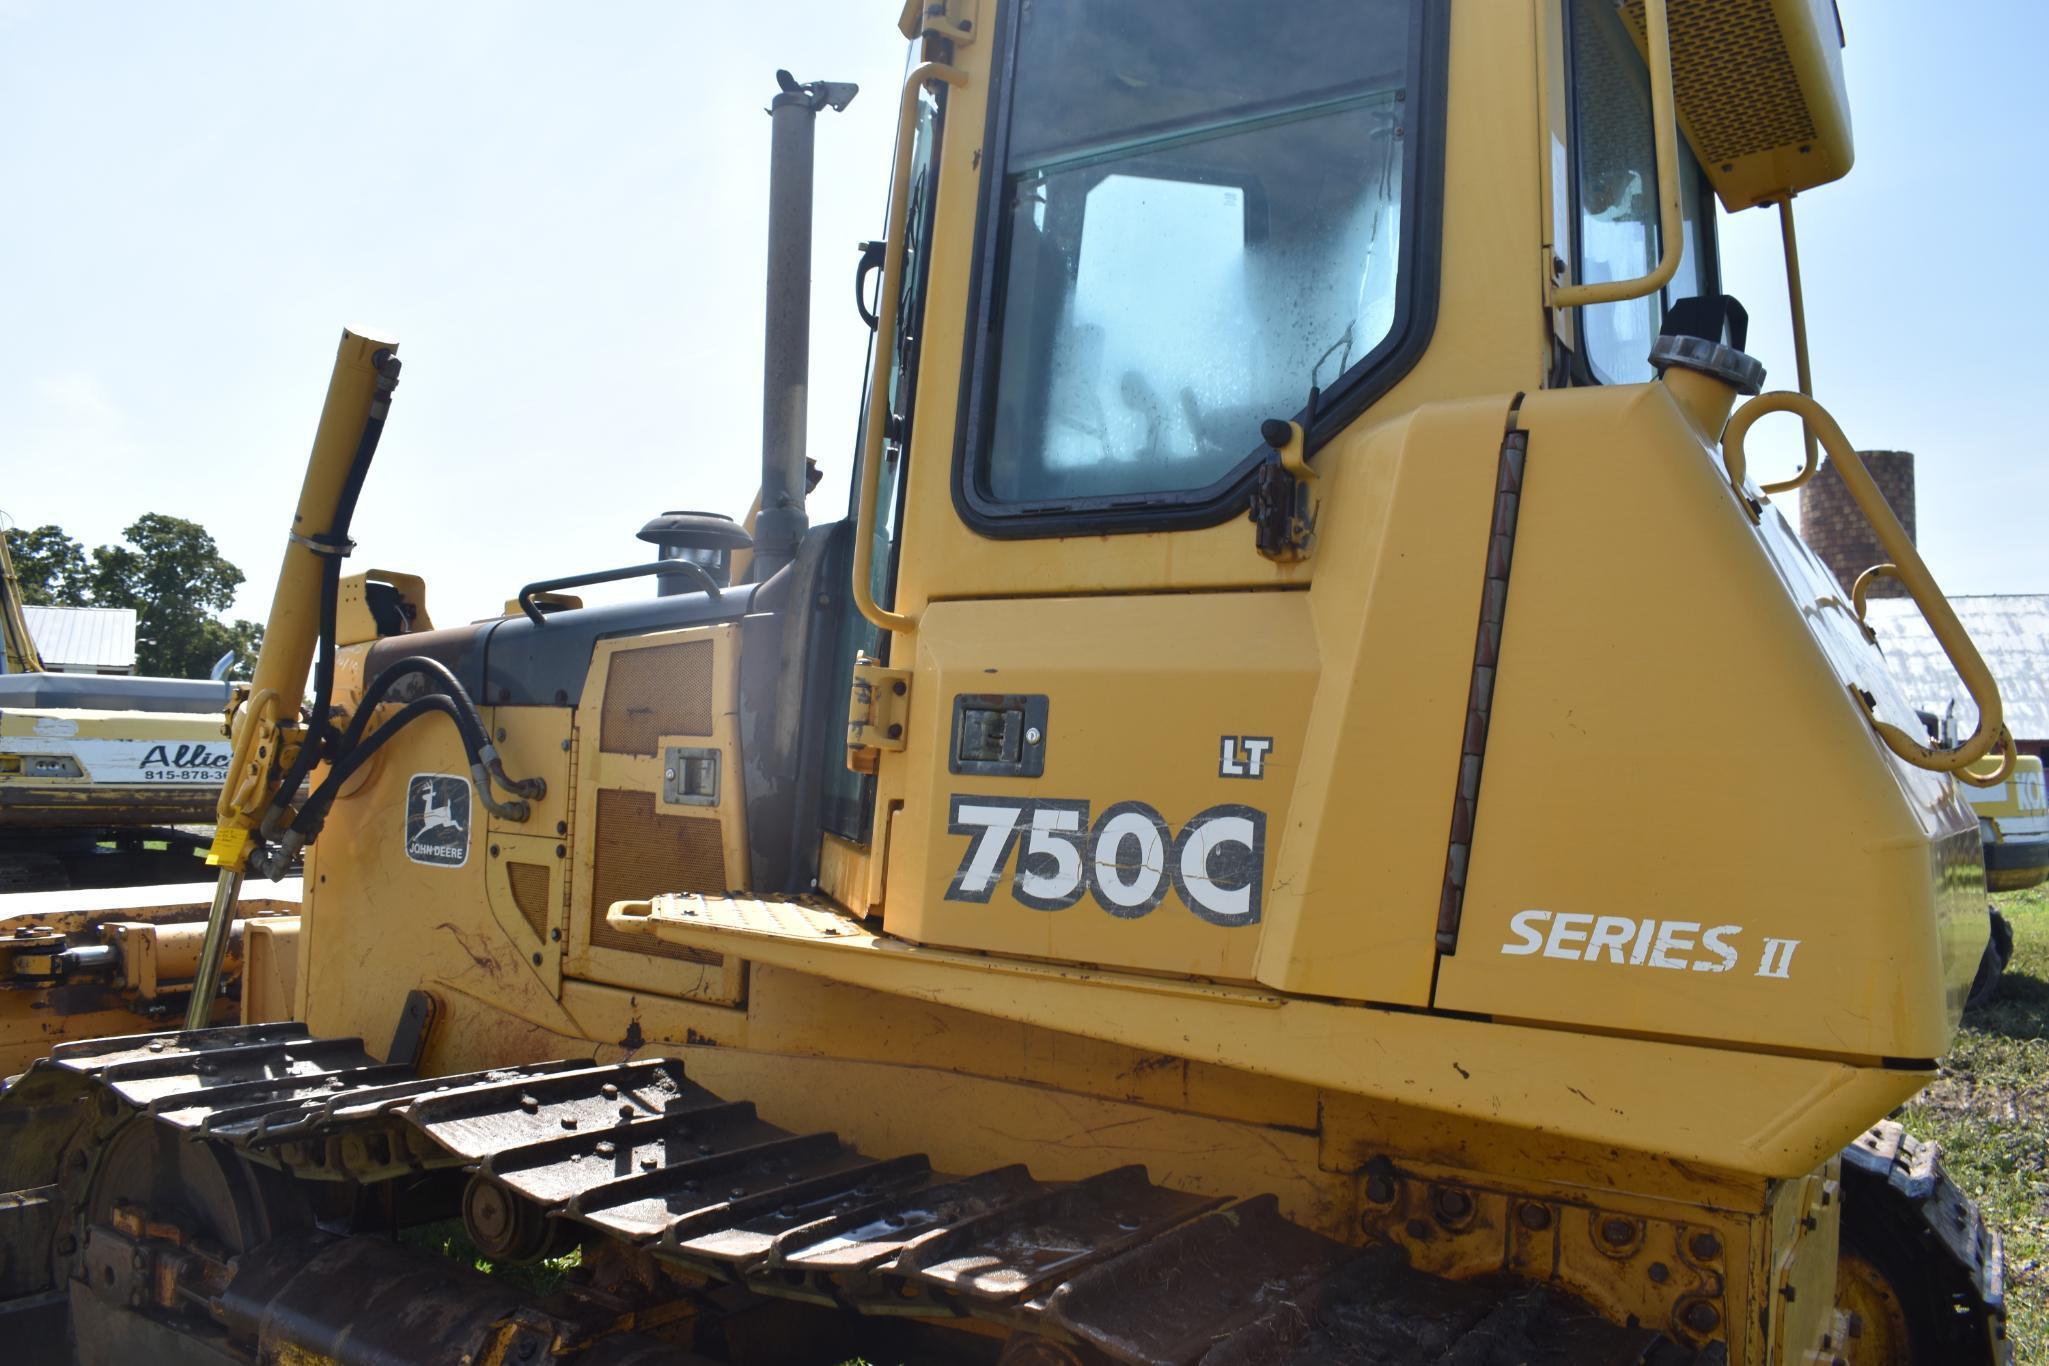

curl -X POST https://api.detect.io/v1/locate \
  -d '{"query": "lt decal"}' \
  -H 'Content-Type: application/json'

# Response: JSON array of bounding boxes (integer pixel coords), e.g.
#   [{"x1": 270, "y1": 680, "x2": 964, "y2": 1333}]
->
[
  {"x1": 1500, "y1": 910, "x2": 1799, "y2": 979},
  {"x1": 945, "y1": 795, "x2": 1265, "y2": 927},
  {"x1": 1218, "y1": 735, "x2": 1273, "y2": 779}
]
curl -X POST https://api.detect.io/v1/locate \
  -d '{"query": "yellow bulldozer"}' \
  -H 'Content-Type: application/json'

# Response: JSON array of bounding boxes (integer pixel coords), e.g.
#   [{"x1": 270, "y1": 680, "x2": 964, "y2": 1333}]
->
[{"x1": 0, "y1": 2, "x2": 2019, "y2": 1362}]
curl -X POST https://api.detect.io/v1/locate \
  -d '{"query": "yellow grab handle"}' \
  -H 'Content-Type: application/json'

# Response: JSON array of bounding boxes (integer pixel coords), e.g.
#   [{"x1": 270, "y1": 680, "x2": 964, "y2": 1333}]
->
[
  {"x1": 851, "y1": 61, "x2": 968, "y2": 637},
  {"x1": 1958, "y1": 727, "x2": 2018, "y2": 789},
  {"x1": 1724, "y1": 391, "x2": 2006, "y2": 775},
  {"x1": 1550, "y1": 0, "x2": 1684, "y2": 309},
  {"x1": 1849, "y1": 563, "x2": 1901, "y2": 622}
]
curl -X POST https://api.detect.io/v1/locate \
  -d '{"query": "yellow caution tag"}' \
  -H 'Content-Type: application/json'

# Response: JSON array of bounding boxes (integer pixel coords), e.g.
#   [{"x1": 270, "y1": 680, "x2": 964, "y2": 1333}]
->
[{"x1": 205, "y1": 825, "x2": 250, "y2": 869}]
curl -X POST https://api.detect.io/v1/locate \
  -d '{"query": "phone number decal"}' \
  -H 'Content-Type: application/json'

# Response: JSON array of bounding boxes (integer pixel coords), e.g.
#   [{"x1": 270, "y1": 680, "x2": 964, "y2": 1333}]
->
[{"x1": 944, "y1": 795, "x2": 1265, "y2": 927}]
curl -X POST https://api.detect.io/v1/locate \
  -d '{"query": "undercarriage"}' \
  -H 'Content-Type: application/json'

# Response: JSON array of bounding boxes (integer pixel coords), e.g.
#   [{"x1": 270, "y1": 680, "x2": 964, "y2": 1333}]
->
[{"x1": 0, "y1": 1023, "x2": 1757, "y2": 1365}]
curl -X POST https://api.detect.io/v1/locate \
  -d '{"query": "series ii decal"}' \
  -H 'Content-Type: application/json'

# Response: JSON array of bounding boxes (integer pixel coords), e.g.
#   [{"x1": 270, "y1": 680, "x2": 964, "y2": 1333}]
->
[
  {"x1": 945, "y1": 795, "x2": 1265, "y2": 927},
  {"x1": 1501, "y1": 909, "x2": 1800, "y2": 979}
]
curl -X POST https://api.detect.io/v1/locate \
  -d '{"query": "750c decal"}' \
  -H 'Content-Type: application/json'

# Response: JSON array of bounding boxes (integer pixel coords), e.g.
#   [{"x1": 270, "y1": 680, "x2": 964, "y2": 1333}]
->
[{"x1": 945, "y1": 795, "x2": 1266, "y2": 927}]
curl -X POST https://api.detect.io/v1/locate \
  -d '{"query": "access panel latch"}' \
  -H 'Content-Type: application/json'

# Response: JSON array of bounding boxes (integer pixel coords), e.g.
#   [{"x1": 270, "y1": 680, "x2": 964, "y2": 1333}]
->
[
  {"x1": 847, "y1": 654, "x2": 912, "y2": 775},
  {"x1": 949, "y1": 693, "x2": 1048, "y2": 778}
]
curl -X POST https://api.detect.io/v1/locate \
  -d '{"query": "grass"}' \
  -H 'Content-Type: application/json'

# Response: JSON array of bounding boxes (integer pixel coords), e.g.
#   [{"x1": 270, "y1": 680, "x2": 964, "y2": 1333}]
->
[
  {"x1": 1902, "y1": 885, "x2": 2049, "y2": 1362},
  {"x1": 400, "y1": 1218, "x2": 584, "y2": 1297}
]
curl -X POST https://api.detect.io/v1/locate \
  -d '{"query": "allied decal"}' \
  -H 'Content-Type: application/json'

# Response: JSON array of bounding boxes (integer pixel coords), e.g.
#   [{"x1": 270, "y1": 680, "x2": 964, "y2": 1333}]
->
[
  {"x1": 1217, "y1": 735, "x2": 1273, "y2": 779},
  {"x1": 946, "y1": 794, "x2": 1266, "y2": 926},
  {"x1": 1500, "y1": 909, "x2": 1799, "y2": 978},
  {"x1": 135, "y1": 741, "x2": 233, "y2": 782},
  {"x1": 2, "y1": 734, "x2": 232, "y2": 783},
  {"x1": 404, "y1": 774, "x2": 472, "y2": 868}
]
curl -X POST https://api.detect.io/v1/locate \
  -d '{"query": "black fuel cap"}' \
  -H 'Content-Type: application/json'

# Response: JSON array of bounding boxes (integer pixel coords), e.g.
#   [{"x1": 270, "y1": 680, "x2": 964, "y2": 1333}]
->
[{"x1": 1650, "y1": 294, "x2": 1765, "y2": 395}]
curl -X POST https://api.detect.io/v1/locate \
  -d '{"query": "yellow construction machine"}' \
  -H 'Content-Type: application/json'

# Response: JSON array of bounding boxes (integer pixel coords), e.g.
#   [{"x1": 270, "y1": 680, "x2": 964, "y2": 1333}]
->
[
  {"x1": 0, "y1": 2, "x2": 2018, "y2": 1363},
  {"x1": 0, "y1": 526, "x2": 234, "y2": 891}
]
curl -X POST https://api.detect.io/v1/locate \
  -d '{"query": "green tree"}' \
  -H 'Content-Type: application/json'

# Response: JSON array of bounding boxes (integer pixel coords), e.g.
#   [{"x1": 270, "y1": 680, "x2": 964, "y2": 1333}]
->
[
  {"x1": 8, "y1": 524, "x2": 90, "y2": 606},
  {"x1": 87, "y1": 514, "x2": 264, "y2": 679}
]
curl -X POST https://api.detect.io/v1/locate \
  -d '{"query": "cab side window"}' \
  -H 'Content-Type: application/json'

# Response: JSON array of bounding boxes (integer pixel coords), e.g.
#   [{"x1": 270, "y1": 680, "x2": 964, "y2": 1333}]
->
[{"x1": 1570, "y1": 0, "x2": 1716, "y2": 383}]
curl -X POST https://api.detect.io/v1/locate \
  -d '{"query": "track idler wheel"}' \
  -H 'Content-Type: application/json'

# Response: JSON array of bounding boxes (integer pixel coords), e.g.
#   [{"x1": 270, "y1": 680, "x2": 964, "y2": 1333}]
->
[{"x1": 462, "y1": 1173, "x2": 569, "y2": 1264}]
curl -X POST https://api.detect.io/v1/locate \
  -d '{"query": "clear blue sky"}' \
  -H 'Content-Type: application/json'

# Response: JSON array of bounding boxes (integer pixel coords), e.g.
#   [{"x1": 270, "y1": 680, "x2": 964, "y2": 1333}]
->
[{"x1": 2, "y1": 1, "x2": 2040, "y2": 623}]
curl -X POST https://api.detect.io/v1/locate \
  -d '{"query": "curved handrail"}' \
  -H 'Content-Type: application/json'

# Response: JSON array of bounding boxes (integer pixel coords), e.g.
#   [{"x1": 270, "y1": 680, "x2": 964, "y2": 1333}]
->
[
  {"x1": 1724, "y1": 391, "x2": 2007, "y2": 776},
  {"x1": 851, "y1": 61, "x2": 968, "y2": 637},
  {"x1": 1849, "y1": 563, "x2": 1901, "y2": 622},
  {"x1": 1550, "y1": 0, "x2": 1683, "y2": 309},
  {"x1": 1958, "y1": 726, "x2": 2018, "y2": 789},
  {"x1": 517, "y1": 560, "x2": 719, "y2": 626}
]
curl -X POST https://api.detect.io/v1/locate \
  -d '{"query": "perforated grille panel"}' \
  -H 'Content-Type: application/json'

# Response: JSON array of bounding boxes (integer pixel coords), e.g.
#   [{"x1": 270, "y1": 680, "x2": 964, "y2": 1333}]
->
[
  {"x1": 600, "y1": 640, "x2": 715, "y2": 756},
  {"x1": 507, "y1": 861, "x2": 552, "y2": 941},
  {"x1": 1619, "y1": 0, "x2": 1817, "y2": 165},
  {"x1": 589, "y1": 788, "x2": 725, "y2": 964}
]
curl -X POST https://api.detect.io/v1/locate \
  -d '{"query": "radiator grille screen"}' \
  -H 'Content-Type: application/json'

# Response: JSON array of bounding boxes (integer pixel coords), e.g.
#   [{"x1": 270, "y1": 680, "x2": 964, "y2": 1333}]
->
[
  {"x1": 1619, "y1": 0, "x2": 1817, "y2": 166},
  {"x1": 589, "y1": 788, "x2": 725, "y2": 964},
  {"x1": 599, "y1": 640, "x2": 715, "y2": 756},
  {"x1": 507, "y1": 861, "x2": 551, "y2": 941}
]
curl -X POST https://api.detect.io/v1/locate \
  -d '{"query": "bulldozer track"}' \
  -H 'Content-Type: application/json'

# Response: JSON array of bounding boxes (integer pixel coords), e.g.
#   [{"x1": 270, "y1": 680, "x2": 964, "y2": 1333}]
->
[
  {"x1": 1841, "y1": 1119, "x2": 2012, "y2": 1363},
  {"x1": 0, "y1": 1023, "x2": 1724, "y2": 1365}
]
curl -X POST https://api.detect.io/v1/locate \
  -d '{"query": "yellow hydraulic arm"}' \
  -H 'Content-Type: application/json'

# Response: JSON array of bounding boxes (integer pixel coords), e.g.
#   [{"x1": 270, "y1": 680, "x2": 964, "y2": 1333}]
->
[
  {"x1": 0, "y1": 523, "x2": 47, "y2": 675},
  {"x1": 185, "y1": 329, "x2": 402, "y2": 1027}
]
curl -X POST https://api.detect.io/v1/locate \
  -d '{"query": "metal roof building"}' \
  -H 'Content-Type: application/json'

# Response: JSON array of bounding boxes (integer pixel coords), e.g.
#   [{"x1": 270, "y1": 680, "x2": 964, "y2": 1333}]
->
[
  {"x1": 22, "y1": 606, "x2": 138, "y2": 675},
  {"x1": 1865, "y1": 594, "x2": 2049, "y2": 750}
]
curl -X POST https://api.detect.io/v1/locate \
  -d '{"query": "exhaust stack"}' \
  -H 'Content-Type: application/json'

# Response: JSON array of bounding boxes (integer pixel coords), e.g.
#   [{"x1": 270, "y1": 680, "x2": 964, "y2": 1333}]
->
[{"x1": 754, "y1": 70, "x2": 857, "y2": 582}]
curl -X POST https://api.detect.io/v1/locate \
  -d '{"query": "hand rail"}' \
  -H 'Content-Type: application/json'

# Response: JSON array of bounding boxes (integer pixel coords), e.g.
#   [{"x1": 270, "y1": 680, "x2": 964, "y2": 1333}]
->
[
  {"x1": 1849, "y1": 564, "x2": 1901, "y2": 622},
  {"x1": 517, "y1": 560, "x2": 719, "y2": 626},
  {"x1": 1550, "y1": 0, "x2": 1684, "y2": 309},
  {"x1": 1724, "y1": 391, "x2": 2008, "y2": 776},
  {"x1": 851, "y1": 60, "x2": 968, "y2": 637},
  {"x1": 1850, "y1": 564, "x2": 2017, "y2": 785},
  {"x1": 1959, "y1": 726, "x2": 2018, "y2": 789}
]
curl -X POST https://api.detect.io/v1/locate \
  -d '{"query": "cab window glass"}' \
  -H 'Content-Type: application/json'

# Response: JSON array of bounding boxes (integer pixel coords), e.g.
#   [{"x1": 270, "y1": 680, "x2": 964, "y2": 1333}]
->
[
  {"x1": 972, "y1": 0, "x2": 1420, "y2": 513},
  {"x1": 1571, "y1": 0, "x2": 1716, "y2": 383}
]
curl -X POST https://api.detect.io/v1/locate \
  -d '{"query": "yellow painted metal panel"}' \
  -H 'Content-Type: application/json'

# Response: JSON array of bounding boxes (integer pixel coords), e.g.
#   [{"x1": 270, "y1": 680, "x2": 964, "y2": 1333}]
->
[
  {"x1": 563, "y1": 623, "x2": 749, "y2": 1005},
  {"x1": 884, "y1": 594, "x2": 1316, "y2": 982},
  {"x1": 608, "y1": 891, "x2": 1928, "y2": 1178},
  {"x1": 301, "y1": 720, "x2": 590, "y2": 1058},
  {"x1": 1433, "y1": 383, "x2": 1981, "y2": 1059},
  {"x1": 1257, "y1": 396, "x2": 1514, "y2": 1003}
]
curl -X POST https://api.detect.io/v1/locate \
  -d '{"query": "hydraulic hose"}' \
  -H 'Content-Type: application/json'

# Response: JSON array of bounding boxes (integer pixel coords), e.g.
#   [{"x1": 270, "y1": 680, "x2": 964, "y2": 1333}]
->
[
  {"x1": 332, "y1": 657, "x2": 492, "y2": 773},
  {"x1": 290, "y1": 657, "x2": 543, "y2": 835},
  {"x1": 333, "y1": 655, "x2": 542, "y2": 801}
]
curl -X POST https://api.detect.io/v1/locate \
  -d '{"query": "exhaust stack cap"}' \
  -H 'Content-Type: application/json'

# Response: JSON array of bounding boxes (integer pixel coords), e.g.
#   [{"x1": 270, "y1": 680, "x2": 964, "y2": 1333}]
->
[
  {"x1": 639, "y1": 511, "x2": 751, "y2": 593},
  {"x1": 774, "y1": 69, "x2": 859, "y2": 113}
]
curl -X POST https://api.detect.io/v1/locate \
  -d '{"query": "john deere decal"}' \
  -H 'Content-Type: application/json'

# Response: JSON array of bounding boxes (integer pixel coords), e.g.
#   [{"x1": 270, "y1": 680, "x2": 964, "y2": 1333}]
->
[{"x1": 404, "y1": 774, "x2": 471, "y2": 868}]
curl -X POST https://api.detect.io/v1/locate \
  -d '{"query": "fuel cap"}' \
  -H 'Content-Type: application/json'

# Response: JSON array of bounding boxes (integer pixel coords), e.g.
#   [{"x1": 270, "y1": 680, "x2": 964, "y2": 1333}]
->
[{"x1": 1650, "y1": 294, "x2": 1765, "y2": 396}]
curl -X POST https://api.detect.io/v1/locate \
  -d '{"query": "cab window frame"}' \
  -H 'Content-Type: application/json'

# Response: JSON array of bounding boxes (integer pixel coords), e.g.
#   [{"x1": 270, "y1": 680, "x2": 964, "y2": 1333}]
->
[{"x1": 948, "y1": 0, "x2": 1450, "y2": 539}]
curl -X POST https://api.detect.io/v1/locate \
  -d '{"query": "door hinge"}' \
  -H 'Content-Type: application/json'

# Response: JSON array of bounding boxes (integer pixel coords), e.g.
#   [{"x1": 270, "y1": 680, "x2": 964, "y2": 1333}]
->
[
  {"x1": 899, "y1": 0, "x2": 978, "y2": 44},
  {"x1": 847, "y1": 654, "x2": 912, "y2": 775},
  {"x1": 1249, "y1": 417, "x2": 1319, "y2": 562}
]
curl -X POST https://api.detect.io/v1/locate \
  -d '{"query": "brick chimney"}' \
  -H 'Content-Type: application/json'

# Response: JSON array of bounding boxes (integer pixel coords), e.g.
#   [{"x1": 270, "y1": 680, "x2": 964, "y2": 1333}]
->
[{"x1": 1800, "y1": 450, "x2": 1916, "y2": 598}]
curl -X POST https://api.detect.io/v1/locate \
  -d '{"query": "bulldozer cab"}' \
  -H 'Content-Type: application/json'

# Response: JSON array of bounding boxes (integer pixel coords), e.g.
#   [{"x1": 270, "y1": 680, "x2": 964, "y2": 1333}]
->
[{"x1": 806, "y1": 0, "x2": 1886, "y2": 1004}]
